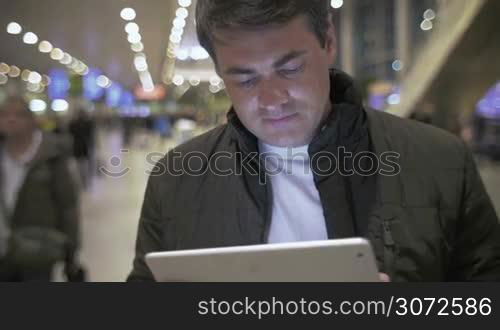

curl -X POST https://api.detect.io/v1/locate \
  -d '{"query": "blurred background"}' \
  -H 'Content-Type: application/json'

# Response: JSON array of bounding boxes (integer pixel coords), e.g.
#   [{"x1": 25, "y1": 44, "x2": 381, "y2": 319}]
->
[{"x1": 0, "y1": 0, "x2": 499, "y2": 281}]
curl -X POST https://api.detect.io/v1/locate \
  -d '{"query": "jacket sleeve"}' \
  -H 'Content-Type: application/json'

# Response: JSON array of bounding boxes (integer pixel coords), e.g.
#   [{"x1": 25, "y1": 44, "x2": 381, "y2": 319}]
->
[
  {"x1": 449, "y1": 146, "x2": 500, "y2": 281},
  {"x1": 127, "y1": 170, "x2": 165, "y2": 282}
]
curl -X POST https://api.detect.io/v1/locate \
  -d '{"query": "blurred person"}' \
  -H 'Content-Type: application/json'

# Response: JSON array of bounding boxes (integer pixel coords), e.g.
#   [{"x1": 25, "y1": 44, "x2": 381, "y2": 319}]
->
[
  {"x1": 40, "y1": 114, "x2": 65, "y2": 135},
  {"x1": 0, "y1": 96, "x2": 82, "y2": 281},
  {"x1": 69, "y1": 109, "x2": 96, "y2": 189},
  {"x1": 122, "y1": 117, "x2": 135, "y2": 148},
  {"x1": 51, "y1": 116, "x2": 66, "y2": 136},
  {"x1": 154, "y1": 114, "x2": 172, "y2": 140},
  {"x1": 129, "y1": 0, "x2": 500, "y2": 282}
]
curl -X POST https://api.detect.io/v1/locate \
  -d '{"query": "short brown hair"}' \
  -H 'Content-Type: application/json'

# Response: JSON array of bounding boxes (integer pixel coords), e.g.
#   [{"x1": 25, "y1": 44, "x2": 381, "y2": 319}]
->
[{"x1": 196, "y1": 0, "x2": 331, "y2": 64}]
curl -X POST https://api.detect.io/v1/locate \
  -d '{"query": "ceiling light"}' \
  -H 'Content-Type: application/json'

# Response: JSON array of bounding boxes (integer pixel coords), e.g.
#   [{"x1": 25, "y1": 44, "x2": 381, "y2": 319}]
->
[
  {"x1": 52, "y1": 99, "x2": 69, "y2": 112},
  {"x1": 189, "y1": 77, "x2": 200, "y2": 86},
  {"x1": 0, "y1": 63, "x2": 10, "y2": 74},
  {"x1": 50, "y1": 48, "x2": 64, "y2": 60},
  {"x1": 131, "y1": 42, "x2": 144, "y2": 52},
  {"x1": 423, "y1": 9, "x2": 436, "y2": 21},
  {"x1": 420, "y1": 19, "x2": 433, "y2": 31},
  {"x1": 190, "y1": 46, "x2": 209, "y2": 60},
  {"x1": 7, "y1": 22, "x2": 22, "y2": 35},
  {"x1": 28, "y1": 71, "x2": 42, "y2": 84},
  {"x1": 69, "y1": 58, "x2": 79, "y2": 70},
  {"x1": 128, "y1": 33, "x2": 142, "y2": 43},
  {"x1": 27, "y1": 82, "x2": 40, "y2": 92},
  {"x1": 173, "y1": 17, "x2": 186, "y2": 29},
  {"x1": 60, "y1": 53, "x2": 73, "y2": 65},
  {"x1": 23, "y1": 32, "x2": 38, "y2": 44},
  {"x1": 176, "y1": 8, "x2": 189, "y2": 19},
  {"x1": 96, "y1": 75, "x2": 110, "y2": 88},
  {"x1": 392, "y1": 60, "x2": 403, "y2": 71},
  {"x1": 173, "y1": 74, "x2": 184, "y2": 86},
  {"x1": 125, "y1": 22, "x2": 140, "y2": 34},
  {"x1": 330, "y1": 0, "x2": 344, "y2": 9},
  {"x1": 29, "y1": 99, "x2": 47, "y2": 112},
  {"x1": 8, "y1": 66, "x2": 20, "y2": 78},
  {"x1": 178, "y1": 0, "x2": 192, "y2": 8},
  {"x1": 134, "y1": 54, "x2": 148, "y2": 72},
  {"x1": 21, "y1": 69, "x2": 31, "y2": 81},
  {"x1": 120, "y1": 8, "x2": 136, "y2": 21},
  {"x1": 387, "y1": 94, "x2": 401, "y2": 105},
  {"x1": 209, "y1": 84, "x2": 221, "y2": 94},
  {"x1": 170, "y1": 34, "x2": 181, "y2": 44},
  {"x1": 176, "y1": 49, "x2": 189, "y2": 61},
  {"x1": 172, "y1": 26, "x2": 184, "y2": 35},
  {"x1": 210, "y1": 76, "x2": 222, "y2": 86},
  {"x1": 38, "y1": 40, "x2": 53, "y2": 53}
]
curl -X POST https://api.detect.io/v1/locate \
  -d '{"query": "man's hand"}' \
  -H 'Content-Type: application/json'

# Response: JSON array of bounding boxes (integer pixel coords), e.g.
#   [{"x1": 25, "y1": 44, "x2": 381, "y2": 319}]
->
[
  {"x1": 64, "y1": 262, "x2": 86, "y2": 282},
  {"x1": 379, "y1": 273, "x2": 390, "y2": 282}
]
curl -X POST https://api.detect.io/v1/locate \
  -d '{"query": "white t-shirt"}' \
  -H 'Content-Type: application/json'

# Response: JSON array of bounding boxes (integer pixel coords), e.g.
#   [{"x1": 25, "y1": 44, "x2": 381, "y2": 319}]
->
[{"x1": 259, "y1": 141, "x2": 328, "y2": 243}]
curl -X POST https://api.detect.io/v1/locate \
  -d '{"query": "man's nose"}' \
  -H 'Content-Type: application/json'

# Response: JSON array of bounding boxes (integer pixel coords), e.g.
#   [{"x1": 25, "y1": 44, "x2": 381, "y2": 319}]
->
[{"x1": 257, "y1": 79, "x2": 289, "y2": 111}]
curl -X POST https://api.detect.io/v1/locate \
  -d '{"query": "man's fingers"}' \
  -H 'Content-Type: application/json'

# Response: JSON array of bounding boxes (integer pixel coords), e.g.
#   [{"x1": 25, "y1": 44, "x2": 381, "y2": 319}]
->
[{"x1": 379, "y1": 273, "x2": 390, "y2": 282}]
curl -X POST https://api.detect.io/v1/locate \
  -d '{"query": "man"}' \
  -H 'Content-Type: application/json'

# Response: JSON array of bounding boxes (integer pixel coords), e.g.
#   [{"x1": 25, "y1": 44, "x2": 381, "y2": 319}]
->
[
  {"x1": 69, "y1": 109, "x2": 96, "y2": 189},
  {"x1": 128, "y1": 0, "x2": 500, "y2": 281},
  {"x1": 0, "y1": 96, "x2": 80, "y2": 281}
]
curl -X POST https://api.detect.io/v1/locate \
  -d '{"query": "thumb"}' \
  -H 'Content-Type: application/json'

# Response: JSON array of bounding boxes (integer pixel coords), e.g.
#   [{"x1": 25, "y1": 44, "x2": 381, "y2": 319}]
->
[{"x1": 379, "y1": 273, "x2": 391, "y2": 282}]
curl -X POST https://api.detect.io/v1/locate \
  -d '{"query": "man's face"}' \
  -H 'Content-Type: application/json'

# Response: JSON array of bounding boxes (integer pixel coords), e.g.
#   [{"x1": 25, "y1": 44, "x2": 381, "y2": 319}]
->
[
  {"x1": 0, "y1": 101, "x2": 35, "y2": 138},
  {"x1": 214, "y1": 15, "x2": 336, "y2": 147}
]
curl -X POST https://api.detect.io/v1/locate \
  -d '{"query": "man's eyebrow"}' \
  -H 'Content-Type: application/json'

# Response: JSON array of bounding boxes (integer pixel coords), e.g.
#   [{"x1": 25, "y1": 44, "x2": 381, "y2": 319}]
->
[
  {"x1": 224, "y1": 50, "x2": 308, "y2": 76},
  {"x1": 273, "y1": 50, "x2": 308, "y2": 68},
  {"x1": 224, "y1": 67, "x2": 256, "y2": 75}
]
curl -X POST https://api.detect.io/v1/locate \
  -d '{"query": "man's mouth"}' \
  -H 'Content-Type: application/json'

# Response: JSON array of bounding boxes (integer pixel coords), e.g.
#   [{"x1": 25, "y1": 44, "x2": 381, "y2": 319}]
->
[{"x1": 263, "y1": 113, "x2": 298, "y2": 124}]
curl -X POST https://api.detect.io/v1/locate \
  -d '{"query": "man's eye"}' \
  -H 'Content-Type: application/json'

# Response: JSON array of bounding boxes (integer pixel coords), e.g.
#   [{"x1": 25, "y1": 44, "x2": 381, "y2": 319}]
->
[
  {"x1": 279, "y1": 64, "x2": 304, "y2": 76},
  {"x1": 238, "y1": 78, "x2": 257, "y2": 88}
]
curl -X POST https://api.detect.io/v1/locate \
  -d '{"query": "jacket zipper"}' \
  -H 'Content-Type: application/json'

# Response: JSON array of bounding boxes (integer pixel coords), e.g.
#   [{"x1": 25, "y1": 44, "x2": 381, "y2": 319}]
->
[
  {"x1": 261, "y1": 173, "x2": 273, "y2": 243},
  {"x1": 251, "y1": 155, "x2": 273, "y2": 244},
  {"x1": 382, "y1": 219, "x2": 396, "y2": 278}
]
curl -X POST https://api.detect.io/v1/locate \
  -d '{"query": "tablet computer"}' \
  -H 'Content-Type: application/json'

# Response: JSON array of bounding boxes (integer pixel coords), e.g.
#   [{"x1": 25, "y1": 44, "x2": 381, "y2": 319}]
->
[{"x1": 145, "y1": 238, "x2": 380, "y2": 282}]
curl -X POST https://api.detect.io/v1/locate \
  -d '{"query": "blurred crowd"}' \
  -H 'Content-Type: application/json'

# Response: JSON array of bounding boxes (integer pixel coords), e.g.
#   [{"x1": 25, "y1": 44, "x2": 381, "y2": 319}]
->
[{"x1": 0, "y1": 95, "x2": 210, "y2": 281}]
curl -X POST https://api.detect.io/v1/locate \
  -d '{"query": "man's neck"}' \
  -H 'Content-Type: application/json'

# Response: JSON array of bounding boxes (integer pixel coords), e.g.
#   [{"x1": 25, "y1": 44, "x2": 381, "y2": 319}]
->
[
  {"x1": 5, "y1": 131, "x2": 35, "y2": 161},
  {"x1": 316, "y1": 100, "x2": 334, "y2": 134}
]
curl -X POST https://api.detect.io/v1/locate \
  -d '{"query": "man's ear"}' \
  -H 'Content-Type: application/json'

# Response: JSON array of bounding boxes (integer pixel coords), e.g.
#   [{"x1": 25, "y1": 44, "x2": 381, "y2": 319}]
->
[{"x1": 325, "y1": 12, "x2": 338, "y2": 68}]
